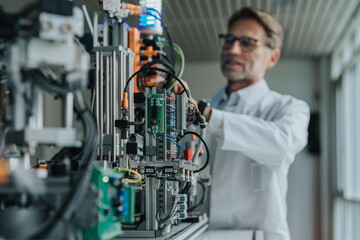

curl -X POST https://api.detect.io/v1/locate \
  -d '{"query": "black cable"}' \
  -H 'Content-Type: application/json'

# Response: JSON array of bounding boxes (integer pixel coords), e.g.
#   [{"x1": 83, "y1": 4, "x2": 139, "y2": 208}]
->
[
  {"x1": 141, "y1": 58, "x2": 174, "y2": 72},
  {"x1": 124, "y1": 67, "x2": 190, "y2": 98},
  {"x1": 181, "y1": 131, "x2": 210, "y2": 173},
  {"x1": 46, "y1": 147, "x2": 82, "y2": 165},
  {"x1": 157, "y1": 56, "x2": 175, "y2": 90},
  {"x1": 136, "y1": 59, "x2": 175, "y2": 92},
  {"x1": 47, "y1": 147, "x2": 70, "y2": 164},
  {"x1": 125, "y1": 67, "x2": 164, "y2": 93},
  {"x1": 31, "y1": 92, "x2": 97, "y2": 238},
  {"x1": 28, "y1": 89, "x2": 98, "y2": 239},
  {"x1": 179, "y1": 182, "x2": 191, "y2": 195},
  {"x1": 27, "y1": 68, "x2": 83, "y2": 95},
  {"x1": 179, "y1": 89, "x2": 186, "y2": 95},
  {"x1": 146, "y1": 8, "x2": 176, "y2": 67},
  {"x1": 163, "y1": 26, "x2": 175, "y2": 67}
]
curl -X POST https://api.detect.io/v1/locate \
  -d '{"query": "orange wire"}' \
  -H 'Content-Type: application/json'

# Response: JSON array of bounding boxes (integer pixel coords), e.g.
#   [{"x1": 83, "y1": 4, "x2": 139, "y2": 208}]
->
[{"x1": 166, "y1": 96, "x2": 175, "y2": 101}]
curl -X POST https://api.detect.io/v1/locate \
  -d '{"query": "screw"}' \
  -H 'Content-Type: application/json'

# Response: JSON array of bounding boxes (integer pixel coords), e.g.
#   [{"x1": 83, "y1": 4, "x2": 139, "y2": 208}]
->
[
  {"x1": 42, "y1": 20, "x2": 52, "y2": 31},
  {"x1": 61, "y1": 23, "x2": 72, "y2": 34}
]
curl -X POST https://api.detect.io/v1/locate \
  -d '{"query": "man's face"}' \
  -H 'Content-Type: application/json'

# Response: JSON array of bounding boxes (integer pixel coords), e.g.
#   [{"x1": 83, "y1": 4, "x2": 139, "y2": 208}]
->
[{"x1": 221, "y1": 19, "x2": 272, "y2": 82}]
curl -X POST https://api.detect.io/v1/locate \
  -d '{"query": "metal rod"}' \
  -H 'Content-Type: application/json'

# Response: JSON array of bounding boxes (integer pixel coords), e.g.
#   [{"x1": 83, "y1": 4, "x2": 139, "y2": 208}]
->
[
  {"x1": 128, "y1": 51, "x2": 135, "y2": 134},
  {"x1": 112, "y1": 50, "x2": 117, "y2": 162},
  {"x1": 146, "y1": 177, "x2": 158, "y2": 230},
  {"x1": 119, "y1": 51, "x2": 125, "y2": 158},
  {"x1": 62, "y1": 93, "x2": 73, "y2": 129},
  {"x1": 121, "y1": 51, "x2": 125, "y2": 107},
  {"x1": 109, "y1": 56, "x2": 113, "y2": 132},
  {"x1": 105, "y1": 57, "x2": 110, "y2": 134},
  {"x1": 103, "y1": 18, "x2": 108, "y2": 46},
  {"x1": 99, "y1": 51, "x2": 104, "y2": 161},
  {"x1": 82, "y1": 5, "x2": 93, "y2": 35},
  {"x1": 32, "y1": 85, "x2": 43, "y2": 129},
  {"x1": 95, "y1": 51, "x2": 100, "y2": 157},
  {"x1": 93, "y1": 11, "x2": 99, "y2": 47}
]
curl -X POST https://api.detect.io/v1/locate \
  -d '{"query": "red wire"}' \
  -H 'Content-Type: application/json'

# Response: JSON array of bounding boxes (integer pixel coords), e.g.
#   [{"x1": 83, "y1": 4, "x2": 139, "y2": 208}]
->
[{"x1": 166, "y1": 96, "x2": 175, "y2": 100}]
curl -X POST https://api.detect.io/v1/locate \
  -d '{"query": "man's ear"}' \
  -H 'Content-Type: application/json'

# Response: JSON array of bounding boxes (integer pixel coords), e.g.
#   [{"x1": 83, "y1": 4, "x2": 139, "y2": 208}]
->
[{"x1": 266, "y1": 48, "x2": 280, "y2": 69}]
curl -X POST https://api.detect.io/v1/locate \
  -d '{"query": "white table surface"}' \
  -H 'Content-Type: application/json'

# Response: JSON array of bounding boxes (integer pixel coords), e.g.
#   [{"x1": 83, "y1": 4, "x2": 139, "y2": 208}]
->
[{"x1": 196, "y1": 230, "x2": 264, "y2": 240}]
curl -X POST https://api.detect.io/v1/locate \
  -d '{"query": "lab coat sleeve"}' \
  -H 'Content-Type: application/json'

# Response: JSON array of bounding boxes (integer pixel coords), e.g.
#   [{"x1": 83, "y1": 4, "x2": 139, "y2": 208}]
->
[{"x1": 207, "y1": 99, "x2": 310, "y2": 168}]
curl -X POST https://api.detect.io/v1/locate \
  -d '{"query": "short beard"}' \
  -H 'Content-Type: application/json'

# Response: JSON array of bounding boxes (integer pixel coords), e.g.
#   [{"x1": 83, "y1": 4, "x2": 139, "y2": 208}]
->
[{"x1": 222, "y1": 68, "x2": 258, "y2": 83}]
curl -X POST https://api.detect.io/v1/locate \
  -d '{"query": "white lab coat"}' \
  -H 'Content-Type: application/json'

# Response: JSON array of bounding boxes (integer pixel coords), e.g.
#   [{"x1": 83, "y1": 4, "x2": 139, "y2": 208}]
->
[{"x1": 206, "y1": 79, "x2": 310, "y2": 240}]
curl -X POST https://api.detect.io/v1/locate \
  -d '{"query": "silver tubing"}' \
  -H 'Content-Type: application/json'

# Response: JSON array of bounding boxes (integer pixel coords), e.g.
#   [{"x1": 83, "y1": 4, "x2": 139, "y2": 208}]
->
[
  {"x1": 112, "y1": 50, "x2": 117, "y2": 162},
  {"x1": 121, "y1": 51, "x2": 125, "y2": 106},
  {"x1": 95, "y1": 50, "x2": 100, "y2": 157},
  {"x1": 63, "y1": 93, "x2": 73, "y2": 129},
  {"x1": 105, "y1": 57, "x2": 110, "y2": 134},
  {"x1": 93, "y1": 11, "x2": 99, "y2": 47},
  {"x1": 32, "y1": 85, "x2": 43, "y2": 129},
  {"x1": 13, "y1": 88, "x2": 25, "y2": 130},
  {"x1": 128, "y1": 50, "x2": 135, "y2": 134},
  {"x1": 119, "y1": 51, "x2": 125, "y2": 157},
  {"x1": 99, "y1": 51, "x2": 104, "y2": 160},
  {"x1": 93, "y1": 10, "x2": 99, "y2": 158},
  {"x1": 109, "y1": 56, "x2": 113, "y2": 132},
  {"x1": 82, "y1": 5, "x2": 93, "y2": 35},
  {"x1": 145, "y1": 177, "x2": 158, "y2": 230}
]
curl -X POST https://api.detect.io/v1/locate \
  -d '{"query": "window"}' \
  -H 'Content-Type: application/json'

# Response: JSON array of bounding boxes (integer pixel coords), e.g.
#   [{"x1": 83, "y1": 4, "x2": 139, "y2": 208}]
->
[{"x1": 331, "y1": 10, "x2": 360, "y2": 240}]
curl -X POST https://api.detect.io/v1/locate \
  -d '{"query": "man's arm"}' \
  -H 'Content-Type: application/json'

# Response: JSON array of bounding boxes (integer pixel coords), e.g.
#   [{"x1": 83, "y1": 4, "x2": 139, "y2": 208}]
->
[{"x1": 206, "y1": 99, "x2": 310, "y2": 169}]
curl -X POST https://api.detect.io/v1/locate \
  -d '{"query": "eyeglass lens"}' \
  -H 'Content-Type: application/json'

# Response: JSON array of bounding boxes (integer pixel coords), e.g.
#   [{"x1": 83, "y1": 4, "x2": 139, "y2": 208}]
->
[{"x1": 222, "y1": 35, "x2": 257, "y2": 51}]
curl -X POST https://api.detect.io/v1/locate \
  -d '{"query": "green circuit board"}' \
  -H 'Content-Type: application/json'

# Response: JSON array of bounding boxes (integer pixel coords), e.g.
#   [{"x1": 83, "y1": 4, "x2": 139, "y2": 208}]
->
[
  {"x1": 82, "y1": 166, "x2": 135, "y2": 240},
  {"x1": 147, "y1": 93, "x2": 165, "y2": 133}
]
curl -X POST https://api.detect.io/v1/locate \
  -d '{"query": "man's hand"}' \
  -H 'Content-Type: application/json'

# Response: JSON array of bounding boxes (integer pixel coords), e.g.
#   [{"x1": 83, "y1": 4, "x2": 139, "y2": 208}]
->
[
  {"x1": 202, "y1": 105, "x2": 212, "y2": 122},
  {"x1": 172, "y1": 79, "x2": 212, "y2": 122},
  {"x1": 172, "y1": 78, "x2": 191, "y2": 96}
]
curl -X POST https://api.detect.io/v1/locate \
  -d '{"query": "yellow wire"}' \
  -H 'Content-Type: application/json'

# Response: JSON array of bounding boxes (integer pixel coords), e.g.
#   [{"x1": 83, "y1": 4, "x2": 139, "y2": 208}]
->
[{"x1": 119, "y1": 168, "x2": 142, "y2": 184}]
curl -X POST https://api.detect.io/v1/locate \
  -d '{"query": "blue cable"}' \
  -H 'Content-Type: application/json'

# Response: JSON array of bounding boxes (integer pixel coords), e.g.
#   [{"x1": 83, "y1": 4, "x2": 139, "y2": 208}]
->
[
  {"x1": 187, "y1": 122, "x2": 195, "y2": 127},
  {"x1": 166, "y1": 134, "x2": 176, "y2": 140},
  {"x1": 177, "y1": 136, "x2": 184, "y2": 158},
  {"x1": 146, "y1": 8, "x2": 162, "y2": 19},
  {"x1": 153, "y1": 133, "x2": 162, "y2": 140},
  {"x1": 166, "y1": 104, "x2": 177, "y2": 111},
  {"x1": 166, "y1": 137, "x2": 177, "y2": 146}
]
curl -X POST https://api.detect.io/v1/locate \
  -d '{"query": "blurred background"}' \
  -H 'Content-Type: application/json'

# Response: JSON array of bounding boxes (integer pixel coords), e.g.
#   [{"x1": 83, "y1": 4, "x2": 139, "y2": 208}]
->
[{"x1": 2, "y1": 0, "x2": 360, "y2": 239}]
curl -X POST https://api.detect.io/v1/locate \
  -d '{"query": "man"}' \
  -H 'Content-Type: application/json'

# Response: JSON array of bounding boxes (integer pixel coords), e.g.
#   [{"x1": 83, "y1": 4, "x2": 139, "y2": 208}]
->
[{"x1": 175, "y1": 7, "x2": 310, "y2": 240}]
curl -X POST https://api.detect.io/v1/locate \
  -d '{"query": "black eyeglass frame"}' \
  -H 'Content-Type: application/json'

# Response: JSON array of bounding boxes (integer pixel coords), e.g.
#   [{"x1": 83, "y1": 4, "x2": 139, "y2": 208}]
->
[{"x1": 218, "y1": 33, "x2": 274, "y2": 51}]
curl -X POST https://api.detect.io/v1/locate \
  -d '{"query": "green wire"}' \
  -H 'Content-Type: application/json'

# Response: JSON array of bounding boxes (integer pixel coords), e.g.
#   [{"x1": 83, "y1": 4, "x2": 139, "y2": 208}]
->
[{"x1": 157, "y1": 40, "x2": 185, "y2": 92}]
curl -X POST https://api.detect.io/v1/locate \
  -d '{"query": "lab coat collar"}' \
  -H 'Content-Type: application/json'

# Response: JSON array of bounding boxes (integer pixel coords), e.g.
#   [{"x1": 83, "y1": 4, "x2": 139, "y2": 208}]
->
[
  {"x1": 217, "y1": 79, "x2": 270, "y2": 106},
  {"x1": 234, "y1": 79, "x2": 269, "y2": 100}
]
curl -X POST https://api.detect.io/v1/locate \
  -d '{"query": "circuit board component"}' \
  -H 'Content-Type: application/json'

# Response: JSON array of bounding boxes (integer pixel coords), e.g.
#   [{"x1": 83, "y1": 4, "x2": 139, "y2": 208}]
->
[
  {"x1": 147, "y1": 93, "x2": 165, "y2": 133},
  {"x1": 82, "y1": 166, "x2": 135, "y2": 240}
]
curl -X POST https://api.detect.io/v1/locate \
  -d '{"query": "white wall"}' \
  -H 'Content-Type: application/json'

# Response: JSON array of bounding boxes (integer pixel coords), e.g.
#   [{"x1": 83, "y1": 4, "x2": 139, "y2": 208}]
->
[{"x1": 183, "y1": 58, "x2": 321, "y2": 240}]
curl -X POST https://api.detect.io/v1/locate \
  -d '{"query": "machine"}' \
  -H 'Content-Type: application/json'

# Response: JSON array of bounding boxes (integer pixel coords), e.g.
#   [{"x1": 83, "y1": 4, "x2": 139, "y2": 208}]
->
[{"x1": 0, "y1": 0, "x2": 210, "y2": 239}]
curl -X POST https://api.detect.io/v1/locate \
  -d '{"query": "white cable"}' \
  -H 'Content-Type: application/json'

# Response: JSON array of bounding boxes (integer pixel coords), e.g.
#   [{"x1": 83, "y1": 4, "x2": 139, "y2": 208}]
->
[
  {"x1": 192, "y1": 127, "x2": 206, "y2": 164},
  {"x1": 82, "y1": 5, "x2": 93, "y2": 35}
]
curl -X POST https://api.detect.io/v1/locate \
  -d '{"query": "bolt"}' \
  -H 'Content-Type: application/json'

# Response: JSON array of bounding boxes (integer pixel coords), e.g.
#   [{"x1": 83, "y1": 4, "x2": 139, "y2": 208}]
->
[
  {"x1": 61, "y1": 23, "x2": 72, "y2": 34},
  {"x1": 42, "y1": 20, "x2": 52, "y2": 31}
]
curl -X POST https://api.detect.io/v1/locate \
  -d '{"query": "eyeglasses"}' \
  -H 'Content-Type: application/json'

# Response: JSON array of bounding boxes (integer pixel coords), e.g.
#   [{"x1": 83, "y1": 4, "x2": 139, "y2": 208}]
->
[{"x1": 218, "y1": 34, "x2": 273, "y2": 52}]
